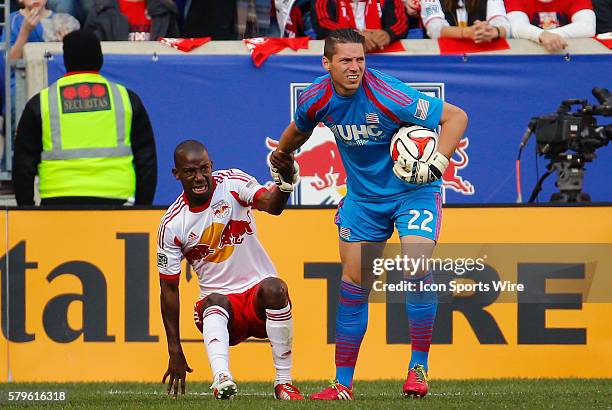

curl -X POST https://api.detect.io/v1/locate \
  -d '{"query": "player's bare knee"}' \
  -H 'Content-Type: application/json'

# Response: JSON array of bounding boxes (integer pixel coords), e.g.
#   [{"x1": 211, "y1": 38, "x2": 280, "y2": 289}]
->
[
  {"x1": 341, "y1": 273, "x2": 362, "y2": 286},
  {"x1": 259, "y1": 277, "x2": 289, "y2": 308},
  {"x1": 202, "y1": 293, "x2": 231, "y2": 311}
]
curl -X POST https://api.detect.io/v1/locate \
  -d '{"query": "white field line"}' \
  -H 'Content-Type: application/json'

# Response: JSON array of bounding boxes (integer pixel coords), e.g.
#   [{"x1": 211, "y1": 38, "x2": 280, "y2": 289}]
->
[
  {"x1": 107, "y1": 390, "x2": 505, "y2": 397},
  {"x1": 108, "y1": 390, "x2": 271, "y2": 397}
]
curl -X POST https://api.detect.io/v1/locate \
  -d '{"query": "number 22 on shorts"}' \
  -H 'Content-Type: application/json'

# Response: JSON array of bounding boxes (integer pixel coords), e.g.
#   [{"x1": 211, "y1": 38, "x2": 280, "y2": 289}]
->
[{"x1": 407, "y1": 210, "x2": 433, "y2": 233}]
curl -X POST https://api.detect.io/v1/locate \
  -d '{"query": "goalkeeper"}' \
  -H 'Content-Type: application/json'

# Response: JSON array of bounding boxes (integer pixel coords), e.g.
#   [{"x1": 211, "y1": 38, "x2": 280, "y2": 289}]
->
[{"x1": 270, "y1": 29, "x2": 468, "y2": 399}]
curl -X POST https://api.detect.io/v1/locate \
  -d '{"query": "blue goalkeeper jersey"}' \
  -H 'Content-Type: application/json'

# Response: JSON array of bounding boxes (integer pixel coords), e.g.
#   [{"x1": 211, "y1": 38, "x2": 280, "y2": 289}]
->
[{"x1": 294, "y1": 68, "x2": 444, "y2": 202}]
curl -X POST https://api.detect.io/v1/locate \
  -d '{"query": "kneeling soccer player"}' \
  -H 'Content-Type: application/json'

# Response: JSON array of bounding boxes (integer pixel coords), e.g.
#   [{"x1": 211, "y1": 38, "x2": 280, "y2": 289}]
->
[{"x1": 158, "y1": 140, "x2": 302, "y2": 400}]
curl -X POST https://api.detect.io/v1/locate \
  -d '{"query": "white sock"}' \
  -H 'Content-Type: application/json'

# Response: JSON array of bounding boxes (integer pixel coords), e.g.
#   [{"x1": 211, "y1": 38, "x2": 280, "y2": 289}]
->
[
  {"x1": 266, "y1": 304, "x2": 293, "y2": 386},
  {"x1": 202, "y1": 306, "x2": 232, "y2": 380}
]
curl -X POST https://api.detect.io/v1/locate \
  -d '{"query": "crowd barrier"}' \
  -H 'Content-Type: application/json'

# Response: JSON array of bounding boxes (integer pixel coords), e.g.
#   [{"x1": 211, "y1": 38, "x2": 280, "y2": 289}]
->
[
  {"x1": 1, "y1": 206, "x2": 611, "y2": 381},
  {"x1": 19, "y1": 39, "x2": 612, "y2": 206}
]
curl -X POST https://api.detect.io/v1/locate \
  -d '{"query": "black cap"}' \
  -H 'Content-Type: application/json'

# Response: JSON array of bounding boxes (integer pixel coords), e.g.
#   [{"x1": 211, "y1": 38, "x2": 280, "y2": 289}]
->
[{"x1": 63, "y1": 29, "x2": 103, "y2": 72}]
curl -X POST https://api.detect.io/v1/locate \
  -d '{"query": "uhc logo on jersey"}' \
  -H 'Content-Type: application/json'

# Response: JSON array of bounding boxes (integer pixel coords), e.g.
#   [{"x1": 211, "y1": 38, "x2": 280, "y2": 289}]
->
[
  {"x1": 60, "y1": 83, "x2": 111, "y2": 114},
  {"x1": 330, "y1": 124, "x2": 383, "y2": 145}
]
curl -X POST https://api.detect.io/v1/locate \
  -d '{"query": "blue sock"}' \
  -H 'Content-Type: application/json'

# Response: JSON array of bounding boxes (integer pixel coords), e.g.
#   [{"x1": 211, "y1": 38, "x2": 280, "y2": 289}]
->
[
  {"x1": 405, "y1": 272, "x2": 438, "y2": 372},
  {"x1": 335, "y1": 280, "x2": 369, "y2": 388}
]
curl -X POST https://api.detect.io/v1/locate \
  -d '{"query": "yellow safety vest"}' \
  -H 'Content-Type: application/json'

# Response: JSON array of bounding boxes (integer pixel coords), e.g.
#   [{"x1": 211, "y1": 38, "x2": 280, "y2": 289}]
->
[{"x1": 39, "y1": 73, "x2": 136, "y2": 200}]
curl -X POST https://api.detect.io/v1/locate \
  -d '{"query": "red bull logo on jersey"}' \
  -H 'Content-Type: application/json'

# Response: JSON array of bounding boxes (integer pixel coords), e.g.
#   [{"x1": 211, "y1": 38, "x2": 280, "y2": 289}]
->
[
  {"x1": 186, "y1": 216, "x2": 254, "y2": 264},
  {"x1": 212, "y1": 200, "x2": 231, "y2": 219},
  {"x1": 219, "y1": 219, "x2": 254, "y2": 248},
  {"x1": 185, "y1": 244, "x2": 215, "y2": 261}
]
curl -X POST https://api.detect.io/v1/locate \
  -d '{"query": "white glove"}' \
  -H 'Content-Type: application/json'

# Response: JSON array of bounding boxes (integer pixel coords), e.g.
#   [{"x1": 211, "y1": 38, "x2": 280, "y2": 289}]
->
[
  {"x1": 393, "y1": 152, "x2": 449, "y2": 184},
  {"x1": 270, "y1": 161, "x2": 300, "y2": 192}
]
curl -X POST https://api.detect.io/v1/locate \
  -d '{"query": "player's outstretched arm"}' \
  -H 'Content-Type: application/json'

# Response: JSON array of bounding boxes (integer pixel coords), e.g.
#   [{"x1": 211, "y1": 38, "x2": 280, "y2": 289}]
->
[
  {"x1": 160, "y1": 278, "x2": 192, "y2": 398},
  {"x1": 255, "y1": 188, "x2": 292, "y2": 215},
  {"x1": 258, "y1": 154, "x2": 298, "y2": 215},
  {"x1": 437, "y1": 102, "x2": 469, "y2": 158}
]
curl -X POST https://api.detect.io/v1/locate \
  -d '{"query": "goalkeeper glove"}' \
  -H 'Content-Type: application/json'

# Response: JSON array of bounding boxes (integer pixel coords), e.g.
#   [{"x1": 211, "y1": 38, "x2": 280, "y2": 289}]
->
[
  {"x1": 270, "y1": 161, "x2": 300, "y2": 192},
  {"x1": 393, "y1": 152, "x2": 449, "y2": 184}
]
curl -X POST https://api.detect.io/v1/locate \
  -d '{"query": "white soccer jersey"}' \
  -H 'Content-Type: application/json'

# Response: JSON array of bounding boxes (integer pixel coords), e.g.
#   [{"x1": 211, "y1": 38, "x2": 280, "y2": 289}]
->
[
  {"x1": 421, "y1": 0, "x2": 511, "y2": 38},
  {"x1": 157, "y1": 169, "x2": 277, "y2": 298}
]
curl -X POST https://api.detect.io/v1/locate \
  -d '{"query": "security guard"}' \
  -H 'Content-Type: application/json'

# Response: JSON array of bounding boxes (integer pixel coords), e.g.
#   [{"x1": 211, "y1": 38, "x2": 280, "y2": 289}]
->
[{"x1": 13, "y1": 29, "x2": 157, "y2": 205}]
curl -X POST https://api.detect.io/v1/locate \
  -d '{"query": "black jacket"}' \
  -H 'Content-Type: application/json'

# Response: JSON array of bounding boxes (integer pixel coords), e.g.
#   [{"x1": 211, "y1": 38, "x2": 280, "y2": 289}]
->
[
  {"x1": 182, "y1": 0, "x2": 237, "y2": 39},
  {"x1": 442, "y1": 0, "x2": 487, "y2": 27},
  {"x1": 593, "y1": 0, "x2": 612, "y2": 34},
  {"x1": 311, "y1": 0, "x2": 409, "y2": 42},
  {"x1": 13, "y1": 83, "x2": 157, "y2": 205},
  {"x1": 84, "y1": 0, "x2": 180, "y2": 41}
]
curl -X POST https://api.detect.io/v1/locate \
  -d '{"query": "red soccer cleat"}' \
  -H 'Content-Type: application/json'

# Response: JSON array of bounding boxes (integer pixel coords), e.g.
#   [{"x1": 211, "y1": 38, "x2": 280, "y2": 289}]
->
[
  {"x1": 274, "y1": 383, "x2": 304, "y2": 400},
  {"x1": 403, "y1": 364, "x2": 429, "y2": 398},
  {"x1": 310, "y1": 380, "x2": 354, "y2": 400}
]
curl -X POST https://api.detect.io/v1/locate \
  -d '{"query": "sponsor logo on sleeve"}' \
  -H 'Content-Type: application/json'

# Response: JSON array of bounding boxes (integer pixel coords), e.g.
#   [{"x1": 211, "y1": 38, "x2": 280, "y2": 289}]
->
[{"x1": 157, "y1": 252, "x2": 168, "y2": 269}]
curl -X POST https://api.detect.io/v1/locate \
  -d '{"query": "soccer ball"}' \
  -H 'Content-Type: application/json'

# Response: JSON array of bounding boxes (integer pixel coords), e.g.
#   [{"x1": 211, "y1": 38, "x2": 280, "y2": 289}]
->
[{"x1": 390, "y1": 125, "x2": 438, "y2": 164}]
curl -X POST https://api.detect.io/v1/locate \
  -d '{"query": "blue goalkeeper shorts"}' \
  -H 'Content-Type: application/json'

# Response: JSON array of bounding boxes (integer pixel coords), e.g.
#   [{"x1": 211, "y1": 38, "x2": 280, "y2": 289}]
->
[{"x1": 334, "y1": 186, "x2": 443, "y2": 242}]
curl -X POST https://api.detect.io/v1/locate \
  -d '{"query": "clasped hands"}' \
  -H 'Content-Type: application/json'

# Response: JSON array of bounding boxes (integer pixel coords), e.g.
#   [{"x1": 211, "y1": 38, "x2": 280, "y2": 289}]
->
[
  {"x1": 269, "y1": 150, "x2": 300, "y2": 192},
  {"x1": 392, "y1": 151, "x2": 449, "y2": 185}
]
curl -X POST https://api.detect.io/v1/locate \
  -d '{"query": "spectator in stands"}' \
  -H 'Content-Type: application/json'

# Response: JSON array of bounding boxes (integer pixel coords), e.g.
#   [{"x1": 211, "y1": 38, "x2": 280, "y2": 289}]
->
[
  {"x1": 506, "y1": 0, "x2": 596, "y2": 52},
  {"x1": 172, "y1": 0, "x2": 188, "y2": 30},
  {"x1": 592, "y1": 0, "x2": 612, "y2": 34},
  {"x1": 2, "y1": 0, "x2": 80, "y2": 60},
  {"x1": 414, "y1": 0, "x2": 511, "y2": 41},
  {"x1": 1, "y1": 0, "x2": 79, "y2": 138},
  {"x1": 181, "y1": 0, "x2": 276, "y2": 39},
  {"x1": 182, "y1": 0, "x2": 238, "y2": 39},
  {"x1": 272, "y1": 0, "x2": 315, "y2": 37},
  {"x1": 13, "y1": 29, "x2": 157, "y2": 206},
  {"x1": 47, "y1": 0, "x2": 94, "y2": 24},
  {"x1": 84, "y1": 0, "x2": 179, "y2": 41},
  {"x1": 402, "y1": 0, "x2": 427, "y2": 38},
  {"x1": 0, "y1": 0, "x2": 21, "y2": 24},
  {"x1": 311, "y1": 0, "x2": 409, "y2": 51},
  {"x1": 236, "y1": 0, "x2": 274, "y2": 38}
]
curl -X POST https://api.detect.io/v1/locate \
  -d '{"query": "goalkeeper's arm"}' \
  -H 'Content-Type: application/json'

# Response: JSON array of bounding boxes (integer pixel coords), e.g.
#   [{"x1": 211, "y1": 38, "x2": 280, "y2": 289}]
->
[
  {"x1": 437, "y1": 102, "x2": 468, "y2": 159},
  {"x1": 277, "y1": 121, "x2": 313, "y2": 154},
  {"x1": 270, "y1": 122, "x2": 311, "y2": 172},
  {"x1": 258, "y1": 121, "x2": 309, "y2": 215},
  {"x1": 393, "y1": 102, "x2": 468, "y2": 185}
]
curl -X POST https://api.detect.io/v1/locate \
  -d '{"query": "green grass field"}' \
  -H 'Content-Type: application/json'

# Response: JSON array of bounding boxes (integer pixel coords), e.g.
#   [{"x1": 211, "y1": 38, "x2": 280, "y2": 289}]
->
[{"x1": 1, "y1": 379, "x2": 611, "y2": 408}]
